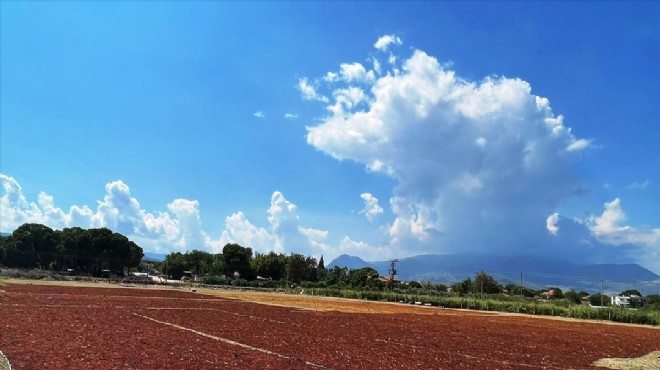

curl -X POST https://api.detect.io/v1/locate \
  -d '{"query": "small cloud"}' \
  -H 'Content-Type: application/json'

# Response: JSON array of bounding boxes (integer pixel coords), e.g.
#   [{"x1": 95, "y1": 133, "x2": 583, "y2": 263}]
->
[
  {"x1": 324, "y1": 72, "x2": 339, "y2": 82},
  {"x1": 388, "y1": 52, "x2": 397, "y2": 65},
  {"x1": 373, "y1": 58, "x2": 382, "y2": 74},
  {"x1": 374, "y1": 34, "x2": 402, "y2": 51},
  {"x1": 253, "y1": 111, "x2": 265, "y2": 119},
  {"x1": 339, "y1": 62, "x2": 372, "y2": 82},
  {"x1": 546, "y1": 213, "x2": 560, "y2": 235},
  {"x1": 284, "y1": 113, "x2": 298, "y2": 119},
  {"x1": 566, "y1": 138, "x2": 592, "y2": 152},
  {"x1": 359, "y1": 193, "x2": 384, "y2": 222},
  {"x1": 298, "y1": 77, "x2": 329, "y2": 103},
  {"x1": 627, "y1": 180, "x2": 650, "y2": 190},
  {"x1": 603, "y1": 183, "x2": 611, "y2": 189}
]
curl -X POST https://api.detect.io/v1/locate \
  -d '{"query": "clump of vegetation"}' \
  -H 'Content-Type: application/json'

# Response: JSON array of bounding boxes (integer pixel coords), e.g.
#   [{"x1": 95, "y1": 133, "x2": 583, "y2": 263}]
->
[{"x1": 0, "y1": 223, "x2": 143, "y2": 276}]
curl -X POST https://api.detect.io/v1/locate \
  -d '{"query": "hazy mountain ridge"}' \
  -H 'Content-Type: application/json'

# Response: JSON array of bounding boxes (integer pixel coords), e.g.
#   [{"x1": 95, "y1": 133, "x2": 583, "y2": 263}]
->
[
  {"x1": 143, "y1": 252, "x2": 166, "y2": 262},
  {"x1": 328, "y1": 253, "x2": 660, "y2": 295}
]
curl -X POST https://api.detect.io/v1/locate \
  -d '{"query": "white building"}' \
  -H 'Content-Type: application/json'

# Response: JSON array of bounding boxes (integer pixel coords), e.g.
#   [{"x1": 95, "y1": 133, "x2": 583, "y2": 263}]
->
[{"x1": 611, "y1": 295, "x2": 642, "y2": 307}]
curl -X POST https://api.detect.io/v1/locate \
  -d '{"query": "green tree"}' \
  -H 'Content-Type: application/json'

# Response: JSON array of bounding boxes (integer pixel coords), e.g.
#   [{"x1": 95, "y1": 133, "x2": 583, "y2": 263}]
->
[
  {"x1": 452, "y1": 278, "x2": 473, "y2": 296},
  {"x1": 210, "y1": 253, "x2": 225, "y2": 276},
  {"x1": 184, "y1": 250, "x2": 214, "y2": 275},
  {"x1": 318, "y1": 255, "x2": 325, "y2": 270},
  {"x1": 589, "y1": 293, "x2": 610, "y2": 307},
  {"x1": 474, "y1": 271, "x2": 502, "y2": 295},
  {"x1": 324, "y1": 266, "x2": 349, "y2": 286},
  {"x1": 252, "y1": 252, "x2": 287, "y2": 280},
  {"x1": 222, "y1": 243, "x2": 253, "y2": 279},
  {"x1": 620, "y1": 289, "x2": 642, "y2": 296},
  {"x1": 0, "y1": 235, "x2": 6, "y2": 265},
  {"x1": 349, "y1": 267, "x2": 379, "y2": 288},
  {"x1": 286, "y1": 253, "x2": 317, "y2": 284},
  {"x1": 564, "y1": 289, "x2": 582, "y2": 304},
  {"x1": 8, "y1": 223, "x2": 59, "y2": 269},
  {"x1": 161, "y1": 252, "x2": 186, "y2": 279}
]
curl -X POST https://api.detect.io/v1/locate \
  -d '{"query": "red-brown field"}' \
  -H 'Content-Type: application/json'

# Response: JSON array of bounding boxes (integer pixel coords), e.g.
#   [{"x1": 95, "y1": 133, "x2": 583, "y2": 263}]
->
[{"x1": 1, "y1": 282, "x2": 659, "y2": 369}]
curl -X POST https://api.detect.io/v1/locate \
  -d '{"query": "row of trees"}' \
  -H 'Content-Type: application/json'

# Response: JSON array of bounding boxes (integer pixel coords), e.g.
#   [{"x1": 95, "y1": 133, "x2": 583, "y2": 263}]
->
[
  {"x1": 0, "y1": 223, "x2": 143, "y2": 275},
  {"x1": 451, "y1": 272, "x2": 658, "y2": 307},
  {"x1": 158, "y1": 246, "x2": 390, "y2": 289},
  {"x1": 159, "y1": 245, "x2": 329, "y2": 283}
]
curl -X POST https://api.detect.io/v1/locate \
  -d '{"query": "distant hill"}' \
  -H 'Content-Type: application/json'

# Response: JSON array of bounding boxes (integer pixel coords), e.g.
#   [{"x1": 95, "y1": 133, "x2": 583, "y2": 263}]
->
[
  {"x1": 327, "y1": 254, "x2": 374, "y2": 270},
  {"x1": 0, "y1": 232, "x2": 10, "y2": 237},
  {"x1": 142, "y1": 252, "x2": 166, "y2": 263},
  {"x1": 327, "y1": 253, "x2": 660, "y2": 295}
]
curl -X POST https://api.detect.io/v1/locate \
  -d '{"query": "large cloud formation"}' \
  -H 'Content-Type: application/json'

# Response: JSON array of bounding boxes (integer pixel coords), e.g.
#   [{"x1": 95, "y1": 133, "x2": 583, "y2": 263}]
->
[
  {"x1": 1, "y1": 173, "x2": 344, "y2": 258},
  {"x1": 0, "y1": 173, "x2": 209, "y2": 253},
  {"x1": 300, "y1": 35, "x2": 658, "y2": 270}
]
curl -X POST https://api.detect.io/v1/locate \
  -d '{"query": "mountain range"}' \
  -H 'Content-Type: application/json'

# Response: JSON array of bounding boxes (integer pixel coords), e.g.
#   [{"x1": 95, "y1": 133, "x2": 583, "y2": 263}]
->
[{"x1": 327, "y1": 253, "x2": 660, "y2": 295}]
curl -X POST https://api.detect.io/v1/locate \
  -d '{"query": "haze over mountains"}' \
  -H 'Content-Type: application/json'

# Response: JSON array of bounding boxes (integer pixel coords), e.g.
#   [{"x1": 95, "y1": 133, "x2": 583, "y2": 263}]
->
[{"x1": 328, "y1": 253, "x2": 660, "y2": 295}]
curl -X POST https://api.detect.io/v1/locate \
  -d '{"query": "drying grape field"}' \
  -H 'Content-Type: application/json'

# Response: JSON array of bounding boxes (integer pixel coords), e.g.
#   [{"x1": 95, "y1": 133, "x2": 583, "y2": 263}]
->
[{"x1": 1, "y1": 282, "x2": 658, "y2": 369}]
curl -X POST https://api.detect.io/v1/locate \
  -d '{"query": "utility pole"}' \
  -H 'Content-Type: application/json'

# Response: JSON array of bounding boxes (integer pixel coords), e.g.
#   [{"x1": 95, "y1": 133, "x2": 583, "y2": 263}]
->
[
  {"x1": 388, "y1": 259, "x2": 399, "y2": 292},
  {"x1": 520, "y1": 272, "x2": 524, "y2": 297},
  {"x1": 601, "y1": 279, "x2": 604, "y2": 307}
]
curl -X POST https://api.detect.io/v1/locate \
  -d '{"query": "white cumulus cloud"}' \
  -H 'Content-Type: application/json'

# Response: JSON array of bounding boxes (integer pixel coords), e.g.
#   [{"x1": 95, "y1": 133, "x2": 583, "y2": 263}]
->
[
  {"x1": 0, "y1": 174, "x2": 209, "y2": 253},
  {"x1": 297, "y1": 77, "x2": 329, "y2": 103},
  {"x1": 586, "y1": 198, "x2": 660, "y2": 271},
  {"x1": 1, "y1": 173, "x2": 377, "y2": 262},
  {"x1": 546, "y1": 213, "x2": 560, "y2": 235},
  {"x1": 566, "y1": 138, "x2": 592, "y2": 152},
  {"x1": 284, "y1": 113, "x2": 298, "y2": 119},
  {"x1": 360, "y1": 193, "x2": 384, "y2": 222},
  {"x1": 374, "y1": 34, "x2": 402, "y2": 51},
  {"x1": 588, "y1": 198, "x2": 660, "y2": 246},
  {"x1": 339, "y1": 62, "x2": 374, "y2": 83},
  {"x1": 303, "y1": 38, "x2": 592, "y2": 257},
  {"x1": 253, "y1": 111, "x2": 265, "y2": 118}
]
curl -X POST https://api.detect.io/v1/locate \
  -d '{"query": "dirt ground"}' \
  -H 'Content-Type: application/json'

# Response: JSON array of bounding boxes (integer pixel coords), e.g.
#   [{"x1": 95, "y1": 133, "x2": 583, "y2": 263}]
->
[{"x1": 1, "y1": 281, "x2": 659, "y2": 369}]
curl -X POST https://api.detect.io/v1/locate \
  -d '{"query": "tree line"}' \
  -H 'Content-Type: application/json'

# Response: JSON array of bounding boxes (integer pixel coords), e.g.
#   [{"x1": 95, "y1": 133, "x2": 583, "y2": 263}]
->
[
  {"x1": 444, "y1": 271, "x2": 659, "y2": 309},
  {"x1": 156, "y1": 248, "x2": 659, "y2": 307},
  {"x1": 157, "y1": 246, "x2": 396, "y2": 290},
  {"x1": 0, "y1": 223, "x2": 143, "y2": 275}
]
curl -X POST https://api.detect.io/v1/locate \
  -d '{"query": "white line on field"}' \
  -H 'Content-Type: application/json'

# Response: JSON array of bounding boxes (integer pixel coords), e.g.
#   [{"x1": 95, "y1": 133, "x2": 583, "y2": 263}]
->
[{"x1": 132, "y1": 312, "x2": 331, "y2": 370}]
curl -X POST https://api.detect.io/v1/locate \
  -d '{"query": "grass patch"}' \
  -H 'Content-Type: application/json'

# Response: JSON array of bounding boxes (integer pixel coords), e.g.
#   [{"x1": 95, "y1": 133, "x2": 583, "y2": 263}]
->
[{"x1": 593, "y1": 351, "x2": 660, "y2": 369}]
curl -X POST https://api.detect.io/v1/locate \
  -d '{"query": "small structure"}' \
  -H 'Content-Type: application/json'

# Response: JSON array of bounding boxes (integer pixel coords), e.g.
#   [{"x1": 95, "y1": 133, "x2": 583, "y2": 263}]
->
[
  {"x1": 540, "y1": 289, "x2": 555, "y2": 299},
  {"x1": 378, "y1": 276, "x2": 400, "y2": 284},
  {"x1": 611, "y1": 295, "x2": 643, "y2": 308}
]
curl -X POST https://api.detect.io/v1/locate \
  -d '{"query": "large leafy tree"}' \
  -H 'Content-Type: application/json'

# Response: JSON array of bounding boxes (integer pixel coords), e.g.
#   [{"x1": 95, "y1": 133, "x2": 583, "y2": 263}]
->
[
  {"x1": 349, "y1": 267, "x2": 380, "y2": 288},
  {"x1": 589, "y1": 293, "x2": 610, "y2": 307},
  {"x1": 323, "y1": 266, "x2": 349, "y2": 286},
  {"x1": 162, "y1": 252, "x2": 186, "y2": 279},
  {"x1": 564, "y1": 289, "x2": 583, "y2": 304},
  {"x1": 474, "y1": 271, "x2": 502, "y2": 295},
  {"x1": 1, "y1": 223, "x2": 143, "y2": 274},
  {"x1": 286, "y1": 253, "x2": 317, "y2": 284},
  {"x1": 7, "y1": 224, "x2": 59, "y2": 269},
  {"x1": 452, "y1": 278, "x2": 473, "y2": 296},
  {"x1": 222, "y1": 243, "x2": 254, "y2": 279},
  {"x1": 252, "y1": 252, "x2": 287, "y2": 280}
]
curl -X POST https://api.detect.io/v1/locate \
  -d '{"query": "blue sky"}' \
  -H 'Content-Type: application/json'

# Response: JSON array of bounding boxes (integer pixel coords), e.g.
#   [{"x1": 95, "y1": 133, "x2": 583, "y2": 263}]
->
[{"x1": 2, "y1": 2, "x2": 659, "y2": 272}]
